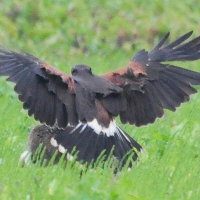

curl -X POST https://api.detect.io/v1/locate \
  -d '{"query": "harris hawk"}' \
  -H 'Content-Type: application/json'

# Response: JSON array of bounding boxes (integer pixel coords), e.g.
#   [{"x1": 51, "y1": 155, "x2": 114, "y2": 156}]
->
[{"x1": 1, "y1": 31, "x2": 200, "y2": 169}]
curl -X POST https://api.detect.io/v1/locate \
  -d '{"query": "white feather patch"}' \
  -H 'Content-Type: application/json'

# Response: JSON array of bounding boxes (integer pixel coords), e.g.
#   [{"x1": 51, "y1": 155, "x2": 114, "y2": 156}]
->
[
  {"x1": 58, "y1": 145, "x2": 66, "y2": 153},
  {"x1": 80, "y1": 124, "x2": 87, "y2": 133},
  {"x1": 70, "y1": 123, "x2": 82, "y2": 134},
  {"x1": 56, "y1": 145, "x2": 74, "y2": 161},
  {"x1": 116, "y1": 126, "x2": 131, "y2": 143},
  {"x1": 50, "y1": 137, "x2": 58, "y2": 147},
  {"x1": 87, "y1": 119, "x2": 117, "y2": 137}
]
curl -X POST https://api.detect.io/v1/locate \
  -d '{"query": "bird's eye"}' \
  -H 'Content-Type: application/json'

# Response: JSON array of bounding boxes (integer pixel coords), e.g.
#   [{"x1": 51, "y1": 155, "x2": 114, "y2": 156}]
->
[{"x1": 72, "y1": 68, "x2": 78, "y2": 75}]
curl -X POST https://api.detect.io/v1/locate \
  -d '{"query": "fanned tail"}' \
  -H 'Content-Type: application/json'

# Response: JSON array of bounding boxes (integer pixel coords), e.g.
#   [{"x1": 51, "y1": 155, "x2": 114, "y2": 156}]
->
[{"x1": 51, "y1": 122, "x2": 143, "y2": 169}]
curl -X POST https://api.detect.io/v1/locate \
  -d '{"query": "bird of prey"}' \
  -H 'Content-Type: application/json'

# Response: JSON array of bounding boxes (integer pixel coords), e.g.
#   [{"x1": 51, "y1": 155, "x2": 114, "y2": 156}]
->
[{"x1": 1, "y1": 31, "x2": 200, "y2": 169}]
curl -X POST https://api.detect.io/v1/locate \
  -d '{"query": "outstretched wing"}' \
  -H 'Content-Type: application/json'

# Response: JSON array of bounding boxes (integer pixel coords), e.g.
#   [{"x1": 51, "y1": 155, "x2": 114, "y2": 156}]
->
[
  {"x1": 0, "y1": 48, "x2": 78, "y2": 128},
  {"x1": 103, "y1": 31, "x2": 200, "y2": 126}
]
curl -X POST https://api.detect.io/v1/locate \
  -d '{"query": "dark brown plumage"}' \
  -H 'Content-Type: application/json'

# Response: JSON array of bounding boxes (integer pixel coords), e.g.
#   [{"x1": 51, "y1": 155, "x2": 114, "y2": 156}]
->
[{"x1": 1, "y1": 31, "x2": 200, "y2": 170}]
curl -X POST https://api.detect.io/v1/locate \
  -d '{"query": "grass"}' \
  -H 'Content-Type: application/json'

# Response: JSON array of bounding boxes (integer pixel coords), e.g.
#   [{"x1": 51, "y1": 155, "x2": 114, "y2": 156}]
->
[{"x1": 1, "y1": 0, "x2": 200, "y2": 199}]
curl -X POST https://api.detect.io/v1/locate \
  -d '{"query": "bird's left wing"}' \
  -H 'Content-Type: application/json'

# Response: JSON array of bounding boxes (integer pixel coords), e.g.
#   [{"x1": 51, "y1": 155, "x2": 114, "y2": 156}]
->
[
  {"x1": 0, "y1": 48, "x2": 78, "y2": 128},
  {"x1": 103, "y1": 31, "x2": 200, "y2": 126}
]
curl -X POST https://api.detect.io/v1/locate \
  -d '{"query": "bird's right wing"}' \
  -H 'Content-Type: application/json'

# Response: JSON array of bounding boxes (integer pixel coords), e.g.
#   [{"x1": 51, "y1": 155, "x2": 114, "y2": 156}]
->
[
  {"x1": 0, "y1": 48, "x2": 78, "y2": 128},
  {"x1": 103, "y1": 32, "x2": 200, "y2": 126}
]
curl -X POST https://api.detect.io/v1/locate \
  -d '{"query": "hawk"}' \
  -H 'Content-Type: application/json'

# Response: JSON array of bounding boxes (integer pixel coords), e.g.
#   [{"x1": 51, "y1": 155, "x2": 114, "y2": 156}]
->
[{"x1": 1, "y1": 31, "x2": 200, "y2": 169}]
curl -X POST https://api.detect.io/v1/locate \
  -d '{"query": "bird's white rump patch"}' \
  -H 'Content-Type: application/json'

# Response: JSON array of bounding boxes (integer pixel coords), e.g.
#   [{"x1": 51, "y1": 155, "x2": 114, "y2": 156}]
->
[
  {"x1": 87, "y1": 119, "x2": 117, "y2": 137},
  {"x1": 69, "y1": 120, "x2": 132, "y2": 142}
]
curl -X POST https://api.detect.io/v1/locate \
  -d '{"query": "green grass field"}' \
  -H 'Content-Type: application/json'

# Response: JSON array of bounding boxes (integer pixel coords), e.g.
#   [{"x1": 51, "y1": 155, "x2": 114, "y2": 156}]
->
[{"x1": 1, "y1": 0, "x2": 200, "y2": 199}]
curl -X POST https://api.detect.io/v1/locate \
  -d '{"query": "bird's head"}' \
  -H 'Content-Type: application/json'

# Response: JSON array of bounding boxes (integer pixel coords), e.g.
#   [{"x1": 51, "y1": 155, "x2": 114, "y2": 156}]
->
[{"x1": 71, "y1": 64, "x2": 93, "y2": 77}]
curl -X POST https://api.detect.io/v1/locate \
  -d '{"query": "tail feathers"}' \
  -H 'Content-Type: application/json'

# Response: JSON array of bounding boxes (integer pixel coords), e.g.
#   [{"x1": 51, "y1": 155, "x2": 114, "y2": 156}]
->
[{"x1": 51, "y1": 123, "x2": 143, "y2": 168}]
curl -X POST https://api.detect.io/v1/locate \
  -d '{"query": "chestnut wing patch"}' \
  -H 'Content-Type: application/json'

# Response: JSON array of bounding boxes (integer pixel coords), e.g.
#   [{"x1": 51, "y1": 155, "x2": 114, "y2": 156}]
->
[
  {"x1": 0, "y1": 48, "x2": 78, "y2": 128},
  {"x1": 103, "y1": 32, "x2": 200, "y2": 126}
]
